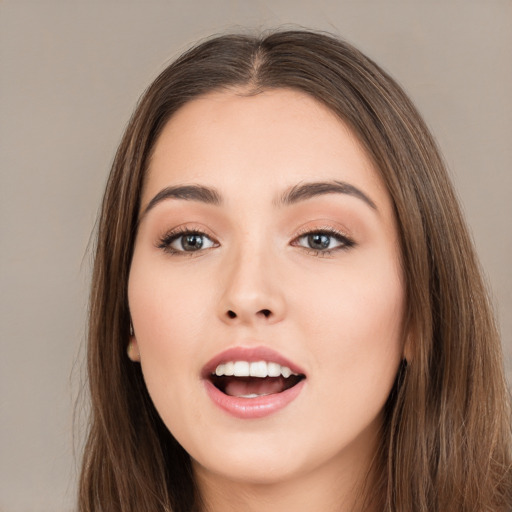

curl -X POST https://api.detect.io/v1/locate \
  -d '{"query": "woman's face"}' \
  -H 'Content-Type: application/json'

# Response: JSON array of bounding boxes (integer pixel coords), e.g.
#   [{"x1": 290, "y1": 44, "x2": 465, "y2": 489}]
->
[{"x1": 128, "y1": 89, "x2": 406, "y2": 487}]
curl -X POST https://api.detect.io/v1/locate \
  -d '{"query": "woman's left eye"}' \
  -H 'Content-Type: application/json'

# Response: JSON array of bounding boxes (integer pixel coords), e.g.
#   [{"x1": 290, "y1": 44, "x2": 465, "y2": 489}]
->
[
  {"x1": 158, "y1": 231, "x2": 217, "y2": 254},
  {"x1": 292, "y1": 230, "x2": 354, "y2": 254}
]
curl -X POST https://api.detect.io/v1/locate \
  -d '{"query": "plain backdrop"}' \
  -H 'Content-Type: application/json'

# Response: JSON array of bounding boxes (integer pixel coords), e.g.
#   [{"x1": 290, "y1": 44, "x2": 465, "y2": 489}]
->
[{"x1": 1, "y1": 1, "x2": 511, "y2": 511}]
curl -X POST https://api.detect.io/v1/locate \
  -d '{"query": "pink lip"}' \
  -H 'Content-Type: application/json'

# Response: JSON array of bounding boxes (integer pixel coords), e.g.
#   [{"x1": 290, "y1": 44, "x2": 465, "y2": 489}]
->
[
  {"x1": 202, "y1": 345, "x2": 307, "y2": 419},
  {"x1": 204, "y1": 379, "x2": 305, "y2": 419}
]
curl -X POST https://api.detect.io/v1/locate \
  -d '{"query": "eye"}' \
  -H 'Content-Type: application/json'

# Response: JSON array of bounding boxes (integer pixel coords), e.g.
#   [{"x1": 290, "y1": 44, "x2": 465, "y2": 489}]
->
[
  {"x1": 158, "y1": 228, "x2": 217, "y2": 254},
  {"x1": 292, "y1": 229, "x2": 354, "y2": 255}
]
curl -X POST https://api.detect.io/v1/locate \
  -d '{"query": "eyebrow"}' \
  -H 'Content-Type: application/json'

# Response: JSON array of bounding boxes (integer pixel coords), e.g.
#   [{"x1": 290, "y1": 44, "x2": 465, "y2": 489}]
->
[
  {"x1": 275, "y1": 180, "x2": 377, "y2": 211},
  {"x1": 141, "y1": 179, "x2": 377, "y2": 219},
  {"x1": 141, "y1": 184, "x2": 222, "y2": 218}
]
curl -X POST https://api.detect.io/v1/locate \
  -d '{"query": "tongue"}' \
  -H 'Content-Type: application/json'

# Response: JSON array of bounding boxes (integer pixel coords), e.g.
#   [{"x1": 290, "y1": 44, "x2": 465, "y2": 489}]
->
[{"x1": 224, "y1": 376, "x2": 287, "y2": 397}]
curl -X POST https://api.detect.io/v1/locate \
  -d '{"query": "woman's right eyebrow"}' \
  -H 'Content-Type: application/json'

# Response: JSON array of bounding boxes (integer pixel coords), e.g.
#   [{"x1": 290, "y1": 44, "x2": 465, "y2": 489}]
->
[{"x1": 141, "y1": 184, "x2": 223, "y2": 219}]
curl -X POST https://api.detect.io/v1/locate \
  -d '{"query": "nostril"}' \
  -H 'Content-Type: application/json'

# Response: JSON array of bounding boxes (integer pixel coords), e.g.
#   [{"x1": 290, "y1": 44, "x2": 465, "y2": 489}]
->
[{"x1": 225, "y1": 309, "x2": 272, "y2": 320}]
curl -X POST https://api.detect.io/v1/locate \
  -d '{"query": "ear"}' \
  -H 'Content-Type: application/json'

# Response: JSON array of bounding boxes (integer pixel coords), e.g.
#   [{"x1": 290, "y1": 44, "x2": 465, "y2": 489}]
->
[{"x1": 127, "y1": 336, "x2": 141, "y2": 362}]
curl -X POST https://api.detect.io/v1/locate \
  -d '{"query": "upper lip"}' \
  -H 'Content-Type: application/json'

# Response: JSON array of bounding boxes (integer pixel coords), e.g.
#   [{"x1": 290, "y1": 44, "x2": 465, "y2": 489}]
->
[{"x1": 201, "y1": 345, "x2": 306, "y2": 379}]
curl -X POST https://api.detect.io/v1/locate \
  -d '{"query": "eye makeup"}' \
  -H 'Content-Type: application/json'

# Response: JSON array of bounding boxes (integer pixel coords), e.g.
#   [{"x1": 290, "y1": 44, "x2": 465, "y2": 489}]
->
[
  {"x1": 156, "y1": 224, "x2": 219, "y2": 256},
  {"x1": 155, "y1": 223, "x2": 356, "y2": 259},
  {"x1": 291, "y1": 226, "x2": 356, "y2": 257}
]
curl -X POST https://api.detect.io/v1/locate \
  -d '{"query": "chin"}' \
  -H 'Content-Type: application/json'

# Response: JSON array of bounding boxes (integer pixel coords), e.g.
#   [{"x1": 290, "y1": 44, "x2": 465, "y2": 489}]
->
[{"x1": 192, "y1": 449, "x2": 309, "y2": 486}]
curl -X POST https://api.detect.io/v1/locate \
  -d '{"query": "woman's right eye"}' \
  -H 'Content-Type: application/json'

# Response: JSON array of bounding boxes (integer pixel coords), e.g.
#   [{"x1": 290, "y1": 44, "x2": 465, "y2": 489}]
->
[{"x1": 158, "y1": 230, "x2": 217, "y2": 254}]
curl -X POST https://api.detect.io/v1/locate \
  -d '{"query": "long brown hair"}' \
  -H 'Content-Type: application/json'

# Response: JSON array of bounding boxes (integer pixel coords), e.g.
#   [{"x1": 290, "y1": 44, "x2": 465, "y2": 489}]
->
[{"x1": 79, "y1": 30, "x2": 512, "y2": 512}]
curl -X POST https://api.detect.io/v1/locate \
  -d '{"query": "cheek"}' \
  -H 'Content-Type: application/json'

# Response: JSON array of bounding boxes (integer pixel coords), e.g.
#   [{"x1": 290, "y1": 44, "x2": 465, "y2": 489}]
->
[
  {"x1": 129, "y1": 250, "x2": 210, "y2": 337},
  {"x1": 127, "y1": 252, "x2": 214, "y2": 388},
  {"x1": 296, "y1": 254, "x2": 405, "y2": 392},
  {"x1": 127, "y1": 256, "x2": 214, "y2": 431}
]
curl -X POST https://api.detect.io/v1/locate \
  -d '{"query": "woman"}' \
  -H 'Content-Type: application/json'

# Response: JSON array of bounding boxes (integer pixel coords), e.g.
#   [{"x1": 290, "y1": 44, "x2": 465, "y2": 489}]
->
[{"x1": 79, "y1": 30, "x2": 512, "y2": 511}]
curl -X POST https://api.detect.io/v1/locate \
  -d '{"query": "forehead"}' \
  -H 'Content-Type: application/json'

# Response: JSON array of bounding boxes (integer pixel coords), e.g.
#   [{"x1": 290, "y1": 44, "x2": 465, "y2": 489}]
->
[{"x1": 144, "y1": 88, "x2": 391, "y2": 213}]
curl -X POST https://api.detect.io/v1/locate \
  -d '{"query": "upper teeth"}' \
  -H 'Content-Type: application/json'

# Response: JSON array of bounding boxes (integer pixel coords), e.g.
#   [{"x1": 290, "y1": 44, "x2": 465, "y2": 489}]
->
[{"x1": 213, "y1": 361, "x2": 298, "y2": 378}]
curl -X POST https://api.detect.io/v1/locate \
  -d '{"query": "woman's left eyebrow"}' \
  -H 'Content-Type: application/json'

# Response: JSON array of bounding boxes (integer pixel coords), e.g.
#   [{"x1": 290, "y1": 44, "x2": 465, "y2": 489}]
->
[{"x1": 275, "y1": 181, "x2": 378, "y2": 211}]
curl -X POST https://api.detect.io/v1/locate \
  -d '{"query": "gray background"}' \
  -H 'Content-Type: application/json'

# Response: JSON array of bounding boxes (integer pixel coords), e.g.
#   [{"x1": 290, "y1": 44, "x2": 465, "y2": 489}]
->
[{"x1": 1, "y1": 1, "x2": 511, "y2": 511}]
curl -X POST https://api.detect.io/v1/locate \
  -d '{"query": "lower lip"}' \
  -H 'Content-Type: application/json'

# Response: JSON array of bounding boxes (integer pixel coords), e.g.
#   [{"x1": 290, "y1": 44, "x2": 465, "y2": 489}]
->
[{"x1": 204, "y1": 379, "x2": 306, "y2": 419}]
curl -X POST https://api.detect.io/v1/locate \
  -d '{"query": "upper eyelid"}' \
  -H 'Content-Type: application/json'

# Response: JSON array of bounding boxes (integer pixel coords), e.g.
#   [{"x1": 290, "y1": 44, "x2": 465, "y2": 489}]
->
[
  {"x1": 159, "y1": 225, "x2": 350, "y2": 239},
  {"x1": 292, "y1": 225, "x2": 353, "y2": 240},
  {"x1": 159, "y1": 224, "x2": 217, "y2": 240}
]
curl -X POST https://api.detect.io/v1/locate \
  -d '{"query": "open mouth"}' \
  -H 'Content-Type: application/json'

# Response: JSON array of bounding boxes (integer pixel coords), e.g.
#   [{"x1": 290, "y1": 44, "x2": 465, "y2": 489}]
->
[{"x1": 209, "y1": 361, "x2": 306, "y2": 399}]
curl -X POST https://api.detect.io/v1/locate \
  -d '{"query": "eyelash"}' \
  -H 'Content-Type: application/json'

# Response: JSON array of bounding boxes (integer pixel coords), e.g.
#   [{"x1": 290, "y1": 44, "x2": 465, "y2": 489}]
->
[
  {"x1": 292, "y1": 227, "x2": 355, "y2": 257},
  {"x1": 156, "y1": 226, "x2": 355, "y2": 257},
  {"x1": 157, "y1": 225, "x2": 218, "y2": 256}
]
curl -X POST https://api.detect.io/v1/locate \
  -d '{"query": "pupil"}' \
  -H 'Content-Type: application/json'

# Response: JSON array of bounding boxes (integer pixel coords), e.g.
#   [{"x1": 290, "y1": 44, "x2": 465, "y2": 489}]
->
[
  {"x1": 308, "y1": 233, "x2": 330, "y2": 250},
  {"x1": 183, "y1": 234, "x2": 203, "y2": 251}
]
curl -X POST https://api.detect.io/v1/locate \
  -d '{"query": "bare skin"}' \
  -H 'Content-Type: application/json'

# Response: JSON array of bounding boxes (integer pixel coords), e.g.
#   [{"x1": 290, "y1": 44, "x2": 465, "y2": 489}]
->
[{"x1": 128, "y1": 88, "x2": 406, "y2": 511}]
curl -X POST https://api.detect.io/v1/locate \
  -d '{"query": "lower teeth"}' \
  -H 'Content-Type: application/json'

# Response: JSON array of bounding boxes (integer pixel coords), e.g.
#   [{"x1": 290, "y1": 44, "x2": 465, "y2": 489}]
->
[{"x1": 239, "y1": 393, "x2": 269, "y2": 398}]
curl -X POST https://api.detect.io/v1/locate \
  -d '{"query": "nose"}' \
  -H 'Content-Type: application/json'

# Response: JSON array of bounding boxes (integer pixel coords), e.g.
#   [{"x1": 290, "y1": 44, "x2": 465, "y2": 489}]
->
[{"x1": 217, "y1": 246, "x2": 286, "y2": 326}]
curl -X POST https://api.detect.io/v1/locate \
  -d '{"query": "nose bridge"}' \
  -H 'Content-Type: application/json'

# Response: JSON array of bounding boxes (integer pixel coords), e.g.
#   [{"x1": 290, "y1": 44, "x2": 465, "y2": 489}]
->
[{"x1": 218, "y1": 230, "x2": 285, "y2": 325}]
